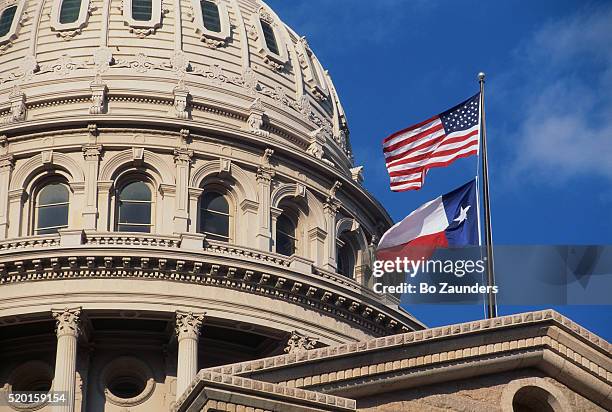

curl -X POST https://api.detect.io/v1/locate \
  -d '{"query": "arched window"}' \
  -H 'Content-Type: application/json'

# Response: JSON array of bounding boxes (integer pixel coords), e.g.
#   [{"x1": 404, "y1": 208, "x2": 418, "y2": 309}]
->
[
  {"x1": 35, "y1": 183, "x2": 69, "y2": 235},
  {"x1": 200, "y1": 0, "x2": 221, "y2": 33},
  {"x1": 117, "y1": 181, "x2": 152, "y2": 232},
  {"x1": 276, "y1": 214, "x2": 296, "y2": 256},
  {"x1": 199, "y1": 192, "x2": 229, "y2": 242},
  {"x1": 337, "y1": 240, "x2": 356, "y2": 278},
  {"x1": 0, "y1": 5, "x2": 17, "y2": 37},
  {"x1": 260, "y1": 19, "x2": 279, "y2": 55},
  {"x1": 59, "y1": 0, "x2": 81, "y2": 24},
  {"x1": 132, "y1": 0, "x2": 152, "y2": 21}
]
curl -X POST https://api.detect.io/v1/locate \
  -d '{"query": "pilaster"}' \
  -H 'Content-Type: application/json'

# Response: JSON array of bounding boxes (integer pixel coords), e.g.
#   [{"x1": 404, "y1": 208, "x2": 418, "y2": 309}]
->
[
  {"x1": 81, "y1": 143, "x2": 102, "y2": 230},
  {"x1": 0, "y1": 154, "x2": 15, "y2": 239}
]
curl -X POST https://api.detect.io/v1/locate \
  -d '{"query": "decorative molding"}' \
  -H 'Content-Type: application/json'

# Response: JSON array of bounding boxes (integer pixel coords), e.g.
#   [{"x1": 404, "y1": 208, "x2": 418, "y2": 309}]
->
[
  {"x1": 284, "y1": 330, "x2": 318, "y2": 354},
  {"x1": 245, "y1": 98, "x2": 269, "y2": 137},
  {"x1": 173, "y1": 85, "x2": 191, "y2": 119},
  {"x1": 89, "y1": 80, "x2": 108, "y2": 114},
  {"x1": 5, "y1": 86, "x2": 26, "y2": 124},
  {"x1": 189, "y1": 0, "x2": 230, "y2": 48},
  {"x1": 50, "y1": 0, "x2": 94, "y2": 39},
  {"x1": 121, "y1": 0, "x2": 167, "y2": 38},
  {"x1": 51, "y1": 307, "x2": 82, "y2": 338},
  {"x1": 251, "y1": 7, "x2": 288, "y2": 71},
  {"x1": 175, "y1": 311, "x2": 205, "y2": 340},
  {"x1": 0, "y1": 0, "x2": 27, "y2": 51}
]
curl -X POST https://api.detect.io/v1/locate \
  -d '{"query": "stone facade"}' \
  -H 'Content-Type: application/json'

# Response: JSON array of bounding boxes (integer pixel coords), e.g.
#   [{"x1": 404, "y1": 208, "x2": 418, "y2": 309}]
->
[{"x1": 0, "y1": 0, "x2": 609, "y2": 411}]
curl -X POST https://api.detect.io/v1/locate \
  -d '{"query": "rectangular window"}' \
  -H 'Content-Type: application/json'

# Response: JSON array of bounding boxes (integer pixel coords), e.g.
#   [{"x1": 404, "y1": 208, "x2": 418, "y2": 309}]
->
[
  {"x1": 59, "y1": 0, "x2": 82, "y2": 24},
  {"x1": 0, "y1": 6, "x2": 17, "y2": 37},
  {"x1": 201, "y1": 1, "x2": 221, "y2": 33},
  {"x1": 132, "y1": 0, "x2": 152, "y2": 21},
  {"x1": 260, "y1": 20, "x2": 279, "y2": 55}
]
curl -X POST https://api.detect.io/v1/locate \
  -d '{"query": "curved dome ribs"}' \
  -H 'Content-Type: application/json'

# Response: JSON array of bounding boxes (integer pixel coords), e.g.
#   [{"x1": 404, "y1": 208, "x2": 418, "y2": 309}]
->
[
  {"x1": 0, "y1": 0, "x2": 355, "y2": 170},
  {"x1": 0, "y1": 1, "x2": 425, "y2": 409}
]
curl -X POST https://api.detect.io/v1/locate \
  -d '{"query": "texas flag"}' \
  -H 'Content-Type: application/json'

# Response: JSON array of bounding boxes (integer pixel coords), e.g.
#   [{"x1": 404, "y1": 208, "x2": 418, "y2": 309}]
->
[{"x1": 377, "y1": 180, "x2": 478, "y2": 261}]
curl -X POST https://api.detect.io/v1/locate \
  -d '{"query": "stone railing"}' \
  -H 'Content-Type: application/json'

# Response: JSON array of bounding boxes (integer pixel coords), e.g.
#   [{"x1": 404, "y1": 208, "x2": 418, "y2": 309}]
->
[
  {"x1": 204, "y1": 239, "x2": 291, "y2": 268},
  {"x1": 0, "y1": 234, "x2": 60, "y2": 252},
  {"x1": 84, "y1": 232, "x2": 182, "y2": 249}
]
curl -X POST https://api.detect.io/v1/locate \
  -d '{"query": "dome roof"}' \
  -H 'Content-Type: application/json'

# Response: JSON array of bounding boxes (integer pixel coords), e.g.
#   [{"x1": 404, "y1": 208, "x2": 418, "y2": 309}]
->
[{"x1": 0, "y1": 0, "x2": 354, "y2": 172}]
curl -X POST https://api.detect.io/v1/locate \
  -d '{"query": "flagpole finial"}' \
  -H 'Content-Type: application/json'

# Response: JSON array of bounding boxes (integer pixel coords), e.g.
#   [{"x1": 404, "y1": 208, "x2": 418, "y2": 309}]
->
[{"x1": 478, "y1": 72, "x2": 486, "y2": 82}]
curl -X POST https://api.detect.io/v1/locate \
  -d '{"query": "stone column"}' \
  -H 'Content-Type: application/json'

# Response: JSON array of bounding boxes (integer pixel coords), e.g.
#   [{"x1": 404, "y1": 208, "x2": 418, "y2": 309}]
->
[
  {"x1": 0, "y1": 154, "x2": 15, "y2": 239},
  {"x1": 173, "y1": 148, "x2": 193, "y2": 233},
  {"x1": 51, "y1": 308, "x2": 82, "y2": 412},
  {"x1": 81, "y1": 143, "x2": 102, "y2": 230},
  {"x1": 175, "y1": 311, "x2": 205, "y2": 399}
]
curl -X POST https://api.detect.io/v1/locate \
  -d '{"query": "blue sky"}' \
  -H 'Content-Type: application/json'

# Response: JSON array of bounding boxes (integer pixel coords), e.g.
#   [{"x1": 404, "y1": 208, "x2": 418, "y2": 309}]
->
[{"x1": 267, "y1": 0, "x2": 612, "y2": 339}]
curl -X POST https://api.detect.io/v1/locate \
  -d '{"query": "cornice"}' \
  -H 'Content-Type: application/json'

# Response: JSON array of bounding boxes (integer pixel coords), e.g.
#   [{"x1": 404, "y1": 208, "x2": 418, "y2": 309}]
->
[
  {"x1": 203, "y1": 310, "x2": 612, "y2": 409},
  {"x1": 0, "y1": 233, "x2": 422, "y2": 335}
]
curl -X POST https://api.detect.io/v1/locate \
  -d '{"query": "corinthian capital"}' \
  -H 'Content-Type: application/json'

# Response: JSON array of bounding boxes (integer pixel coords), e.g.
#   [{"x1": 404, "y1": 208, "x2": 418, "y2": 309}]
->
[
  {"x1": 52, "y1": 307, "x2": 82, "y2": 338},
  {"x1": 175, "y1": 311, "x2": 205, "y2": 340}
]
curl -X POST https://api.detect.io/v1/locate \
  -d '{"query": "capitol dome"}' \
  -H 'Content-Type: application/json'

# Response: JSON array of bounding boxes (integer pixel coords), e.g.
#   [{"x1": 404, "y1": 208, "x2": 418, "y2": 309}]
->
[{"x1": 0, "y1": 0, "x2": 423, "y2": 410}]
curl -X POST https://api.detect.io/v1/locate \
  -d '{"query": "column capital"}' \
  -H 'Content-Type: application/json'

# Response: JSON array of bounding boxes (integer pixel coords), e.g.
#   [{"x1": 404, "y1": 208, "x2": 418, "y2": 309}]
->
[
  {"x1": 0, "y1": 154, "x2": 15, "y2": 170},
  {"x1": 82, "y1": 143, "x2": 102, "y2": 160},
  {"x1": 52, "y1": 307, "x2": 82, "y2": 338},
  {"x1": 175, "y1": 311, "x2": 205, "y2": 341},
  {"x1": 174, "y1": 147, "x2": 194, "y2": 165}
]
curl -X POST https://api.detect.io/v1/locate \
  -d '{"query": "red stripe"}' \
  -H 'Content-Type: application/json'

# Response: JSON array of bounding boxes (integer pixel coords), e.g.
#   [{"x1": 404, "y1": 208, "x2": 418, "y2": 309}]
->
[
  {"x1": 376, "y1": 232, "x2": 448, "y2": 261},
  {"x1": 387, "y1": 139, "x2": 479, "y2": 173},
  {"x1": 388, "y1": 148, "x2": 478, "y2": 178},
  {"x1": 385, "y1": 128, "x2": 478, "y2": 167},
  {"x1": 382, "y1": 115, "x2": 439, "y2": 145},
  {"x1": 385, "y1": 133, "x2": 446, "y2": 164},
  {"x1": 383, "y1": 122, "x2": 444, "y2": 153}
]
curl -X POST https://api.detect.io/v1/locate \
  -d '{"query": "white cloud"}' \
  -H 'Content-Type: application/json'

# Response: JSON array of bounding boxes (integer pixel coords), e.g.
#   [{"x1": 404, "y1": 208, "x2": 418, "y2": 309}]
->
[{"x1": 507, "y1": 5, "x2": 612, "y2": 184}]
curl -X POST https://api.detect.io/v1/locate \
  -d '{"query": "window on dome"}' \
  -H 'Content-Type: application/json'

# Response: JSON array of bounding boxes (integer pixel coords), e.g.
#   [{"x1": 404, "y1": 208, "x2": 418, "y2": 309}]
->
[
  {"x1": 260, "y1": 19, "x2": 279, "y2": 55},
  {"x1": 132, "y1": 0, "x2": 152, "y2": 21},
  {"x1": 337, "y1": 239, "x2": 356, "y2": 278},
  {"x1": 59, "y1": 0, "x2": 81, "y2": 24},
  {"x1": 35, "y1": 183, "x2": 69, "y2": 235},
  {"x1": 276, "y1": 214, "x2": 296, "y2": 256},
  {"x1": 200, "y1": 0, "x2": 221, "y2": 33},
  {"x1": 117, "y1": 181, "x2": 152, "y2": 232},
  {"x1": 0, "y1": 5, "x2": 17, "y2": 38},
  {"x1": 199, "y1": 191, "x2": 229, "y2": 242}
]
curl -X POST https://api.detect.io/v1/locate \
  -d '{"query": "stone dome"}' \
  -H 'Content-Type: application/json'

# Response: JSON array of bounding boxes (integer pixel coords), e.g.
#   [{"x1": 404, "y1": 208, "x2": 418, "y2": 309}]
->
[
  {"x1": 0, "y1": 0, "x2": 353, "y2": 170},
  {"x1": 0, "y1": 0, "x2": 423, "y2": 409}
]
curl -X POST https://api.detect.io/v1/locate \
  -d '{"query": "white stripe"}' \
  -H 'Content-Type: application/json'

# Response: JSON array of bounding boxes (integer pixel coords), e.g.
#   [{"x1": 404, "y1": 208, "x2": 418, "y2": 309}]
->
[
  {"x1": 389, "y1": 172, "x2": 422, "y2": 183},
  {"x1": 383, "y1": 118, "x2": 442, "y2": 149},
  {"x1": 387, "y1": 139, "x2": 479, "y2": 173},
  {"x1": 391, "y1": 182, "x2": 422, "y2": 191},
  {"x1": 385, "y1": 124, "x2": 480, "y2": 167},
  {"x1": 383, "y1": 127, "x2": 445, "y2": 159},
  {"x1": 377, "y1": 195, "x2": 449, "y2": 249}
]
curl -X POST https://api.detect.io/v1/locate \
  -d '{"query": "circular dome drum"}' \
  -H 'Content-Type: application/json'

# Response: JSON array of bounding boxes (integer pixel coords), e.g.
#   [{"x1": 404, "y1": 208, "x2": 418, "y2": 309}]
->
[{"x1": 0, "y1": 0, "x2": 423, "y2": 410}]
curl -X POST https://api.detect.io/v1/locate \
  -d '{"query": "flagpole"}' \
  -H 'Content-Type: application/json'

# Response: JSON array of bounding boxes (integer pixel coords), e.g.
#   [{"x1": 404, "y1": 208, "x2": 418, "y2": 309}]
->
[{"x1": 478, "y1": 72, "x2": 497, "y2": 319}]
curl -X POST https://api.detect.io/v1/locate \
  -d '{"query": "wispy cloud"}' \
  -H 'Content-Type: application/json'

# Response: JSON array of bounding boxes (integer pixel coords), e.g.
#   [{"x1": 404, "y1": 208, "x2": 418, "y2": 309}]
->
[{"x1": 505, "y1": 4, "x2": 612, "y2": 184}]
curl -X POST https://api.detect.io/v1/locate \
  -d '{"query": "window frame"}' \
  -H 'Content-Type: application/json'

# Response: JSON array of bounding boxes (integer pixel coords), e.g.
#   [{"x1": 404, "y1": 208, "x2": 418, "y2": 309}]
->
[
  {"x1": 336, "y1": 236, "x2": 357, "y2": 279},
  {"x1": 190, "y1": 0, "x2": 230, "y2": 46},
  {"x1": 122, "y1": 0, "x2": 163, "y2": 34},
  {"x1": 275, "y1": 212, "x2": 298, "y2": 257},
  {"x1": 50, "y1": 0, "x2": 92, "y2": 33},
  {"x1": 33, "y1": 180, "x2": 71, "y2": 236},
  {"x1": 198, "y1": 190, "x2": 232, "y2": 243},
  {"x1": 0, "y1": 1, "x2": 25, "y2": 46},
  {"x1": 253, "y1": 7, "x2": 288, "y2": 69},
  {"x1": 115, "y1": 178, "x2": 156, "y2": 234}
]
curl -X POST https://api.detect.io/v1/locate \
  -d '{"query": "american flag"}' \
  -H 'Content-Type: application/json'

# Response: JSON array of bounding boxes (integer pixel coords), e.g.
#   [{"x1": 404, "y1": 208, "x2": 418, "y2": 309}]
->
[{"x1": 383, "y1": 93, "x2": 481, "y2": 191}]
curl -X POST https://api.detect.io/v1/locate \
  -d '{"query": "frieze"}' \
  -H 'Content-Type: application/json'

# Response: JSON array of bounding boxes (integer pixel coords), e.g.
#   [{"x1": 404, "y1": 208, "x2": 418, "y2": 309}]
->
[{"x1": 0, "y1": 251, "x2": 409, "y2": 336}]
